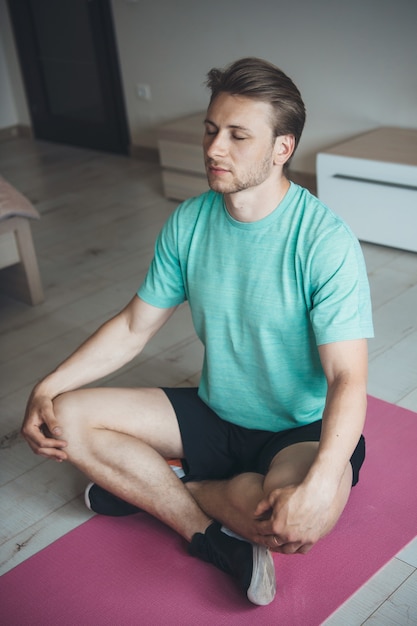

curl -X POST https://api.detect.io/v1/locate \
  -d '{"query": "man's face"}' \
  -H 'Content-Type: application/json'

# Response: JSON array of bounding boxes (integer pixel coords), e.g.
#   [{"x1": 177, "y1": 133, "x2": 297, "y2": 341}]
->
[{"x1": 203, "y1": 92, "x2": 277, "y2": 195}]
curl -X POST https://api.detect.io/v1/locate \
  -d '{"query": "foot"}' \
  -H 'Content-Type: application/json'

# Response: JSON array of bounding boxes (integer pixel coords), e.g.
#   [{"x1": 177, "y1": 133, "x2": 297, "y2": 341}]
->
[
  {"x1": 84, "y1": 463, "x2": 185, "y2": 516},
  {"x1": 85, "y1": 482, "x2": 142, "y2": 516},
  {"x1": 189, "y1": 521, "x2": 276, "y2": 606}
]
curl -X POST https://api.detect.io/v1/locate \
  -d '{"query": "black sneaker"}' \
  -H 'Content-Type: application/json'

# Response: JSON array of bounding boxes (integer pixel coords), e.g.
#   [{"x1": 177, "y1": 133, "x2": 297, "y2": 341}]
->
[
  {"x1": 84, "y1": 465, "x2": 185, "y2": 516},
  {"x1": 85, "y1": 482, "x2": 142, "y2": 516},
  {"x1": 189, "y1": 521, "x2": 276, "y2": 606}
]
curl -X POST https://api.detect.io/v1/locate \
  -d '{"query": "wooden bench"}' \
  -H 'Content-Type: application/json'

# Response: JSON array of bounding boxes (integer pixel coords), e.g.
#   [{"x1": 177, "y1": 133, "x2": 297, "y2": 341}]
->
[{"x1": 0, "y1": 176, "x2": 44, "y2": 305}]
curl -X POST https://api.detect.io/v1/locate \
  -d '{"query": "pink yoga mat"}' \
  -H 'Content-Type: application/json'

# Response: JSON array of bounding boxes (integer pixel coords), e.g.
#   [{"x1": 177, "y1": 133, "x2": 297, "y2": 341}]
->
[{"x1": 1, "y1": 396, "x2": 417, "y2": 625}]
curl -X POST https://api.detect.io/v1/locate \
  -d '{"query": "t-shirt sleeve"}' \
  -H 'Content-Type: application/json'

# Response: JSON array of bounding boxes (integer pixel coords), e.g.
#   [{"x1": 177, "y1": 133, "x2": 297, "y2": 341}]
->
[
  {"x1": 137, "y1": 210, "x2": 187, "y2": 308},
  {"x1": 308, "y1": 223, "x2": 374, "y2": 345}
]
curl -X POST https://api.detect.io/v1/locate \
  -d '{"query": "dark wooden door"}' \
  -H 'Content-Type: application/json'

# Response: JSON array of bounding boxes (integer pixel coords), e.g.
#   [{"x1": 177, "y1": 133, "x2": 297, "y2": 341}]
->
[{"x1": 7, "y1": 0, "x2": 129, "y2": 154}]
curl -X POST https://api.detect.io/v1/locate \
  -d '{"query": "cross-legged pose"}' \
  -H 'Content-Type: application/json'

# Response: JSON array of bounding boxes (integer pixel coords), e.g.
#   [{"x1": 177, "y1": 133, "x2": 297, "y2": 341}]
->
[{"x1": 22, "y1": 57, "x2": 373, "y2": 606}]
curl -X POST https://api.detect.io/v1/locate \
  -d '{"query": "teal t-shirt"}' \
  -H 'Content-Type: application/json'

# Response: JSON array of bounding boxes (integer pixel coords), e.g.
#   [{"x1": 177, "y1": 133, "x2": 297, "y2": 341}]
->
[{"x1": 138, "y1": 183, "x2": 374, "y2": 431}]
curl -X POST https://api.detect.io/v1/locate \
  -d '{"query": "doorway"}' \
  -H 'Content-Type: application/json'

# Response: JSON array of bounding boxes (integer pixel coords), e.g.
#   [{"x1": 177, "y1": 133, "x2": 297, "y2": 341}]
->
[{"x1": 7, "y1": 0, "x2": 129, "y2": 154}]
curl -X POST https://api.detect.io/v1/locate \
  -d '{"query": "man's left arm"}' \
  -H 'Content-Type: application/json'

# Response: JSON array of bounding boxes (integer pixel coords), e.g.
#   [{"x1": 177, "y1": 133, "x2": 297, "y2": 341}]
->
[
  {"x1": 254, "y1": 337, "x2": 368, "y2": 552},
  {"x1": 313, "y1": 337, "x2": 368, "y2": 490}
]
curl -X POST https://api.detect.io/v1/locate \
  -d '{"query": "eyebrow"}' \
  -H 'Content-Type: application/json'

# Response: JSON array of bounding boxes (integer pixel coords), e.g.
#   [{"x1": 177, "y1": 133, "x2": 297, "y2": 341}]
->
[{"x1": 204, "y1": 119, "x2": 252, "y2": 132}]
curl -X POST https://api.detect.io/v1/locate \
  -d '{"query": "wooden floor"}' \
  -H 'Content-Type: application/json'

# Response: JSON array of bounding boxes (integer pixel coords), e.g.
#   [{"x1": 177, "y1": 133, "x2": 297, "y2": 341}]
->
[{"x1": 1, "y1": 137, "x2": 416, "y2": 624}]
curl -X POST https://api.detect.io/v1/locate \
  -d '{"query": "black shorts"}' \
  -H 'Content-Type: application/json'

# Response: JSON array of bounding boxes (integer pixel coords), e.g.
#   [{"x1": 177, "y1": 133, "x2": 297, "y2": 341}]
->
[{"x1": 163, "y1": 387, "x2": 365, "y2": 487}]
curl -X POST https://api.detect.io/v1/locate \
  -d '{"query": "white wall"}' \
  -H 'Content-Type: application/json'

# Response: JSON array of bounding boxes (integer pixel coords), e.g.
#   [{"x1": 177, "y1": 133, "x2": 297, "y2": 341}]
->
[{"x1": 111, "y1": 0, "x2": 417, "y2": 172}]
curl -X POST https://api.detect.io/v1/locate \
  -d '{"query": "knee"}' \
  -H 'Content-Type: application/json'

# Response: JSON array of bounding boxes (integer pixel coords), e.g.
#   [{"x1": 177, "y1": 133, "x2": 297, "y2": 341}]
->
[
  {"x1": 53, "y1": 391, "x2": 73, "y2": 422},
  {"x1": 227, "y1": 472, "x2": 264, "y2": 507},
  {"x1": 52, "y1": 391, "x2": 84, "y2": 442},
  {"x1": 52, "y1": 391, "x2": 95, "y2": 466}
]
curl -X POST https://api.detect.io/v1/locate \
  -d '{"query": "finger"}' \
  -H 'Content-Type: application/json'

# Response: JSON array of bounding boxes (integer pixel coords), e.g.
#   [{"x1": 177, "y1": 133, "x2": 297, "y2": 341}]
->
[
  {"x1": 254, "y1": 498, "x2": 273, "y2": 518},
  {"x1": 26, "y1": 396, "x2": 62, "y2": 438},
  {"x1": 39, "y1": 425, "x2": 67, "y2": 447},
  {"x1": 22, "y1": 425, "x2": 68, "y2": 461},
  {"x1": 39, "y1": 422, "x2": 54, "y2": 438},
  {"x1": 30, "y1": 437, "x2": 69, "y2": 461},
  {"x1": 38, "y1": 408, "x2": 63, "y2": 438},
  {"x1": 277, "y1": 541, "x2": 303, "y2": 554},
  {"x1": 254, "y1": 518, "x2": 275, "y2": 536},
  {"x1": 256, "y1": 533, "x2": 284, "y2": 550},
  {"x1": 271, "y1": 541, "x2": 314, "y2": 555},
  {"x1": 24, "y1": 438, "x2": 68, "y2": 461},
  {"x1": 22, "y1": 425, "x2": 67, "y2": 450},
  {"x1": 38, "y1": 435, "x2": 67, "y2": 449},
  {"x1": 266, "y1": 538, "x2": 300, "y2": 553},
  {"x1": 296, "y1": 543, "x2": 314, "y2": 555},
  {"x1": 38, "y1": 447, "x2": 68, "y2": 462}
]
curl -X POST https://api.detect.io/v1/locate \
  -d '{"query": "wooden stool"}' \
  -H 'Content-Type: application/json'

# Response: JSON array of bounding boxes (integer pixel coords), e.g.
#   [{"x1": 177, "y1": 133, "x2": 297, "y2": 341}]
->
[{"x1": 0, "y1": 176, "x2": 44, "y2": 305}]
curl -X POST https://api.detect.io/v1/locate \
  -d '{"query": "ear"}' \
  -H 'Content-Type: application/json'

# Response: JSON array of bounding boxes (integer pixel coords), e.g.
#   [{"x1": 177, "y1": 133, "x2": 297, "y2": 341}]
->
[{"x1": 273, "y1": 135, "x2": 295, "y2": 166}]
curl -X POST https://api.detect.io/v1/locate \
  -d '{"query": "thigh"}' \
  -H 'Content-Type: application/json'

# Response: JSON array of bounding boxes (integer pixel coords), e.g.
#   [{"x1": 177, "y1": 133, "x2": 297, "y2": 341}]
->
[
  {"x1": 257, "y1": 421, "x2": 365, "y2": 487},
  {"x1": 163, "y1": 387, "x2": 238, "y2": 481},
  {"x1": 264, "y1": 440, "x2": 325, "y2": 490},
  {"x1": 256, "y1": 420, "x2": 323, "y2": 477},
  {"x1": 53, "y1": 387, "x2": 184, "y2": 459}
]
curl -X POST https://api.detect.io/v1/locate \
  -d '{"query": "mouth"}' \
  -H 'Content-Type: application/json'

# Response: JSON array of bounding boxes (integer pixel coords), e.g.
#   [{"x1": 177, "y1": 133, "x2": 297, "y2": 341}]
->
[{"x1": 206, "y1": 162, "x2": 230, "y2": 175}]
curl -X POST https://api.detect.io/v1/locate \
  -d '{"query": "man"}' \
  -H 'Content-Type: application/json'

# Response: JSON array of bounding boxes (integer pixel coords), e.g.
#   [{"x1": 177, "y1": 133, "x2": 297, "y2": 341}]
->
[{"x1": 22, "y1": 58, "x2": 373, "y2": 607}]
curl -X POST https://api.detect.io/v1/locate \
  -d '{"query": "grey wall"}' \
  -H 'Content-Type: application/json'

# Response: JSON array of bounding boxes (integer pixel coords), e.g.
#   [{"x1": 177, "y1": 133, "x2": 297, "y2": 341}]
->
[
  {"x1": 112, "y1": 0, "x2": 417, "y2": 172},
  {"x1": 1, "y1": 0, "x2": 416, "y2": 173}
]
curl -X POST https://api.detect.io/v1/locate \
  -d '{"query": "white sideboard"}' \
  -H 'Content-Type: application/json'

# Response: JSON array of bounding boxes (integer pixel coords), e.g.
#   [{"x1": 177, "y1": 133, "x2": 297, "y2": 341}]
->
[{"x1": 316, "y1": 127, "x2": 417, "y2": 252}]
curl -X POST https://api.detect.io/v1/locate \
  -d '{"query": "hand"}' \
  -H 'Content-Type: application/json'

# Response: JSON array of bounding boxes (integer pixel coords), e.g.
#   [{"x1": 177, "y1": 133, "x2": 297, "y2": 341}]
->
[
  {"x1": 253, "y1": 481, "x2": 338, "y2": 555},
  {"x1": 21, "y1": 387, "x2": 68, "y2": 461}
]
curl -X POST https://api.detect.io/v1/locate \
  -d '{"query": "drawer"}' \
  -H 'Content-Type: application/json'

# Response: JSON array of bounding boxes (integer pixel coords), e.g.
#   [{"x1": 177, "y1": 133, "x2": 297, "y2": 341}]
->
[
  {"x1": 317, "y1": 154, "x2": 417, "y2": 251},
  {"x1": 162, "y1": 170, "x2": 208, "y2": 202},
  {"x1": 158, "y1": 139, "x2": 205, "y2": 175}
]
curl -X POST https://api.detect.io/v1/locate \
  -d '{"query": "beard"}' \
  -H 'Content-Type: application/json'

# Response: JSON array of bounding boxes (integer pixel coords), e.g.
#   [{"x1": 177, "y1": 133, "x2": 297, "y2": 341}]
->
[{"x1": 205, "y1": 150, "x2": 274, "y2": 195}]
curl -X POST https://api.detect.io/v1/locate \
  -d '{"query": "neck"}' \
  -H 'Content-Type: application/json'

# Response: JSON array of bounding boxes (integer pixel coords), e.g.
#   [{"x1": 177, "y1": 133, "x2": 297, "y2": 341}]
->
[{"x1": 224, "y1": 174, "x2": 290, "y2": 223}]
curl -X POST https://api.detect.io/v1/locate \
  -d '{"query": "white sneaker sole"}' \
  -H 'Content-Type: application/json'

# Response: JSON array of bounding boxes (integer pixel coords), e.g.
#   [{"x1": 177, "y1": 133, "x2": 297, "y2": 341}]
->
[
  {"x1": 84, "y1": 481, "x2": 94, "y2": 511},
  {"x1": 247, "y1": 545, "x2": 276, "y2": 606}
]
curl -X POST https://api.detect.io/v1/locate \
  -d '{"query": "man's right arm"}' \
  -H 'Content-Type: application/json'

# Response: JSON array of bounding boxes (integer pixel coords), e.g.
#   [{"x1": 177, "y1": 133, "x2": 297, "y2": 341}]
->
[{"x1": 21, "y1": 295, "x2": 177, "y2": 460}]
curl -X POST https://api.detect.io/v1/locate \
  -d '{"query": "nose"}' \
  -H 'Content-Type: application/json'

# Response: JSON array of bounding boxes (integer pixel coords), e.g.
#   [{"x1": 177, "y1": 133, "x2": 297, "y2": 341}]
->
[{"x1": 205, "y1": 131, "x2": 227, "y2": 159}]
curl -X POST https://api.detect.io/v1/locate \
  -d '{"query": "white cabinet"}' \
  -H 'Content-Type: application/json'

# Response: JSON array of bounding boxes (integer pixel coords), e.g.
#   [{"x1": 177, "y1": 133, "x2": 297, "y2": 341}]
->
[{"x1": 317, "y1": 127, "x2": 417, "y2": 252}]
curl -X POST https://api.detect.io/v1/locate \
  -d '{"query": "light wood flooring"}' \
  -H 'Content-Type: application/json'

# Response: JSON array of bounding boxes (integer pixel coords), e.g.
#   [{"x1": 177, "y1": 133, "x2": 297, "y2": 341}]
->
[{"x1": 0, "y1": 137, "x2": 416, "y2": 624}]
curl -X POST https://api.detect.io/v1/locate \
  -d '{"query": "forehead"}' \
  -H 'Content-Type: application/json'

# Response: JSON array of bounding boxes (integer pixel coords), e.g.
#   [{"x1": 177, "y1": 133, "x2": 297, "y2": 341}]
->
[{"x1": 206, "y1": 92, "x2": 274, "y2": 132}]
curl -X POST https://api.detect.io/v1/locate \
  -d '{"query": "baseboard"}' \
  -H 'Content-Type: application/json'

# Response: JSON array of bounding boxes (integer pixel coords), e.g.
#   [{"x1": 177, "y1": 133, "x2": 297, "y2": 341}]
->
[{"x1": 0, "y1": 125, "x2": 33, "y2": 143}]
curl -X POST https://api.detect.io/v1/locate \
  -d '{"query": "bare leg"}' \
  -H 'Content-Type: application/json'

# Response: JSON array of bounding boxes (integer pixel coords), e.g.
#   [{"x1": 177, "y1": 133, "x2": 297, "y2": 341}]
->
[
  {"x1": 186, "y1": 473, "x2": 264, "y2": 538},
  {"x1": 187, "y1": 441, "x2": 353, "y2": 549},
  {"x1": 54, "y1": 387, "x2": 277, "y2": 605},
  {"x1": 53, "y1": 387, "x2": 211, "y2": 541}
]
